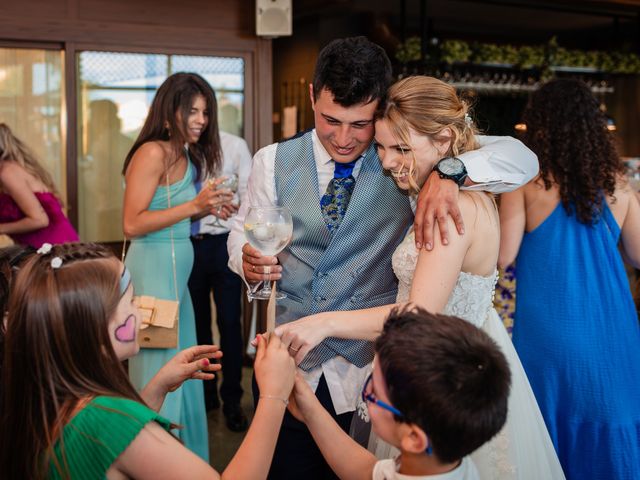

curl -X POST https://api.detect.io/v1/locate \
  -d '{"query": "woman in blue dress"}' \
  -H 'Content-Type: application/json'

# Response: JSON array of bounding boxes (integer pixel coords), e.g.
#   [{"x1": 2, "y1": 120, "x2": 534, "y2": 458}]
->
[
  {"x1": 499, "y1": 78, "x2": 640, "y2": 479},
  {"x1": 122, "y1": 72, "x2": 233, "y2": 460}
]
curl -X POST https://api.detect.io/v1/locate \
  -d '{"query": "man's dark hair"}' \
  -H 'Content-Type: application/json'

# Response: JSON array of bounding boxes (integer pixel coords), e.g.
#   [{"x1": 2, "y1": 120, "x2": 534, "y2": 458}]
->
[
  {"x1": 375, "y1": 306, "x2": 511, "y2": 463},
  {"x1": 312, "y1": 36, "x2": 392, "y2": 107}
]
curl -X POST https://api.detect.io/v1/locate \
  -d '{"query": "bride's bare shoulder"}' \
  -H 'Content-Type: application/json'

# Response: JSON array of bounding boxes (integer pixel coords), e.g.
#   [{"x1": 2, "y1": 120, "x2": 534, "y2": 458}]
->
[{"x1": 459, "y1": 191, "x2": 498, "y2": 224}]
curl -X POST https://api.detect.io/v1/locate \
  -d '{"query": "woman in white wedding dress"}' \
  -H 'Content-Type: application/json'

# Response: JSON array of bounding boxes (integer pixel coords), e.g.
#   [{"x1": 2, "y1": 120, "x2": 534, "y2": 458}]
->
[{"x1": 275, "y1": 76, "x2": 565, "y2": 480}]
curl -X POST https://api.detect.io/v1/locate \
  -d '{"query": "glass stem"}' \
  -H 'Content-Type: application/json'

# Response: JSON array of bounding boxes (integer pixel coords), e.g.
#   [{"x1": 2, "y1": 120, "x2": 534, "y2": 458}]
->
[{"x1": 261, "y1": 265, "x2": 272, "y2": 295}]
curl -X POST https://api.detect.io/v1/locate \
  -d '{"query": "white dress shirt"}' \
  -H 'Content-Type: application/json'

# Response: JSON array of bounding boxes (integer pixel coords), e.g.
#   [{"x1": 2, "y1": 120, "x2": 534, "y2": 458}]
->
[
  {"x1": 194, "y1": 131, "x2": 252, "y2": 236},
  {"x1": 227, "y1": 130, "x2": 538, "y2": 414}
]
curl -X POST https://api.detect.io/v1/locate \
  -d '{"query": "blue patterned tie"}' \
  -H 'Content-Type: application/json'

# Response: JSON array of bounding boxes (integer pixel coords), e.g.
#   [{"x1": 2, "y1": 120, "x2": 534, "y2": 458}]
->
[{"x1": 320, "y1": 160, "x2": 357, "y2": 233}]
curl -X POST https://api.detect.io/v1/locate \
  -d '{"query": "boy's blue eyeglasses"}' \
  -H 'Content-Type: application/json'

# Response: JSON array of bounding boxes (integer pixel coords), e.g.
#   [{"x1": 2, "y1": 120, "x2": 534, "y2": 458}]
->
[
  {"x1": 361, "y1": 373, "x2": 433, "y2": 455},
  {"x1": 361, "y1": 373, "x2": 403, "y2": 417}
]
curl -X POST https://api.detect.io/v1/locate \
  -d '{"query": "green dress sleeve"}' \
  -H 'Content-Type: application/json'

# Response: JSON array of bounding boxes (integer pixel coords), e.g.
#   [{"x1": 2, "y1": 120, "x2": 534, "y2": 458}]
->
[{"x1": 49, "y1": 396, "x2": 172, "y2": 479}]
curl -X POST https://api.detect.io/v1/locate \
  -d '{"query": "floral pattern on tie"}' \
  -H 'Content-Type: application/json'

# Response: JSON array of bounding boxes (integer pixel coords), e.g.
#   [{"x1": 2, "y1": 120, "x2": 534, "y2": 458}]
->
[{"x1": 320, "y1": 175, "x2": 356, "y2": 234}]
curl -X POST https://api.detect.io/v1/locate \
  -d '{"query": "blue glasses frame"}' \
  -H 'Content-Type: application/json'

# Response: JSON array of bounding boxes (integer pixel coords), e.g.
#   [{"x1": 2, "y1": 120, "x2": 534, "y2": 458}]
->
[
  {"x1": 361, "y1": 373, "x2": 403, "y2": 417},
  {"x1": 361, "y1": 372, "x2": 433, "y2": 455}
]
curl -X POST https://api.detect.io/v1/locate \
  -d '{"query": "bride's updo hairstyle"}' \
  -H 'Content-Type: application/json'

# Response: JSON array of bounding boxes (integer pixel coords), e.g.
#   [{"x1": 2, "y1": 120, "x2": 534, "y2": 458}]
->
[{"x1": 378, "y1": 76, "x2": 479, "y2": 192}]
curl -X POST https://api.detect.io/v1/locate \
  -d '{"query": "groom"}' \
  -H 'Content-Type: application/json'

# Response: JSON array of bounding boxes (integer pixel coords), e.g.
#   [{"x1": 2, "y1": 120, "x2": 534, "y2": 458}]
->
[{"x1": 227, "y1": 36, "x2": 538, "y2": 479}]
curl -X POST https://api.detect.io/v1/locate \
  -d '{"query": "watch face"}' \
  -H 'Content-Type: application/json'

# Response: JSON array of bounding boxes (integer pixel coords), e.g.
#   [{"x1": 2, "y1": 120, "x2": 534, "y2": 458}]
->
[{"x1": 438, "y1": 157, "x2": 464, "y2": 175}]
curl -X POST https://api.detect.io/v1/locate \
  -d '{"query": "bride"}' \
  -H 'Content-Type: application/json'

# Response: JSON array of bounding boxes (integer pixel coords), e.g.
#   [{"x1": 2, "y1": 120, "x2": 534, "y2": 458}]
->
[{"x1": 275, "y1": 76, "x2": 565, "y2": 480}]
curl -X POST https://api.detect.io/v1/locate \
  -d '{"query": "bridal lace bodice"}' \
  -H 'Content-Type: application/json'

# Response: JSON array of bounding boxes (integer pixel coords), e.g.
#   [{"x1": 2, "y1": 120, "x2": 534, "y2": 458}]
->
[
  {"x1": 358, "y1": 225, "x2": 566, "y2": 480},
  {"x1": 392, "y1": 229, "x2": 497, "y2": 328}
]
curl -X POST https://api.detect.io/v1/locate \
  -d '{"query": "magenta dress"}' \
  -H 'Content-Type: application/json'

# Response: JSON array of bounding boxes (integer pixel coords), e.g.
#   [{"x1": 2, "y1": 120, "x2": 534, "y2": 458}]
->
[{"x1": 0, "y1": 192, "x2": 79, "y2": 248}]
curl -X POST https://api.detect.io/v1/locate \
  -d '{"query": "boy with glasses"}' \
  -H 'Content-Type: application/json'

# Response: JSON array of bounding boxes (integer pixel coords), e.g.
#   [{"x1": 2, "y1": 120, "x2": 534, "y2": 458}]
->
[{"x1": 288, "y1": 306, "x2": 511, "y2": 480}]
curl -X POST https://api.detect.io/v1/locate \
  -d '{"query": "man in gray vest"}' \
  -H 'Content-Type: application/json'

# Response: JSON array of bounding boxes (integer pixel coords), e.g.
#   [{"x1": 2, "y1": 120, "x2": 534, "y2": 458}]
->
[{"x1": 227, "y1": 36, "x2": 538, "y2": 479}]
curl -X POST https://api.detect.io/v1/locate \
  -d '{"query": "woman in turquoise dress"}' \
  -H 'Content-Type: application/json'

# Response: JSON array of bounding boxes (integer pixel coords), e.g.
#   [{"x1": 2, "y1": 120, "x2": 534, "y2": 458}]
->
[
  {"x1": 499, "y1": 79, "x2": 640, "y2": 479},
  {"x1": 122, "y1": 73, "x2": 232, "y2": 460}
]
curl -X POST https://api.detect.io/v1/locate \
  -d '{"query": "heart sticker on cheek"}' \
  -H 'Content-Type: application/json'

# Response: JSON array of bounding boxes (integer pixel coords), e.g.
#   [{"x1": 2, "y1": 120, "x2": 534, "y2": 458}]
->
[{"x1": 115, "y1": 314, "x2": 136, "y2": 343}]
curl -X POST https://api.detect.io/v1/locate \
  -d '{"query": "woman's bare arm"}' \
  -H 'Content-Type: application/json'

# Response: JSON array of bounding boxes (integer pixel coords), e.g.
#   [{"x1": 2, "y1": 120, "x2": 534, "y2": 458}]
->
[
  {"x1": 618, "y1": 181, "x2": 640, "y2": 269},
  {"x1": 115, "y1": 335, "x2": 294, "y2": 480},
  {"x1": 122, "y1": 142, "x2": 230, "y2": 238},
  {"x1": 0, "y1": 162, "x2": 50, "y2": 234},
  {"x1": 498, "y1": 188, "x2": 526, "y2": 269}
]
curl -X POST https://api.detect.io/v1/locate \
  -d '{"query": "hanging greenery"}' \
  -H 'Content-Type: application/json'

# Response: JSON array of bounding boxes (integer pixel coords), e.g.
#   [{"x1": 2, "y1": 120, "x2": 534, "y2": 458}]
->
[
  {"x1": 395, "y1": 36, "x2": 640, "y2": 74},
  {"x1": 518, "y1": 45, "x2": 546, "y2": 69},
  {"x1": 440, "y1": 40, "x2": 472, "y2": 64},
  {"x1": 395, "y1": 37, "x2": 422, "y2": 64}
]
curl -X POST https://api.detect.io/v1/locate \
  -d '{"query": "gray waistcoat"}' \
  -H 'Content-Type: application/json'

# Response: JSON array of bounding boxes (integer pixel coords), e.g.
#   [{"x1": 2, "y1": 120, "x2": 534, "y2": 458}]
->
[{"x1": 274, "y1": 131, "x2": 413, "y2": 368}]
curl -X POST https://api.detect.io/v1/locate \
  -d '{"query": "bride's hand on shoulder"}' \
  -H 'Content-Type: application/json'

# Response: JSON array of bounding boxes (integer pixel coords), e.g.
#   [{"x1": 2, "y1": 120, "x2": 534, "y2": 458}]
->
[{"x1": 274, "y1": 313, "x2": 331, "y2": 366}]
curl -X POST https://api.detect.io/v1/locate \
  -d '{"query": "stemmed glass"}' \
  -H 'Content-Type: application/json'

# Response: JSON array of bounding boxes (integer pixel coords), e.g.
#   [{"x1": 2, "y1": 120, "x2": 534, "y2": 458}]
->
[
  {"x1": 244, "y1": 206, "x2": 293, "y2": 300},
  {"x1": 206, "y1": 174, "x2": 239, "y2": 227}
]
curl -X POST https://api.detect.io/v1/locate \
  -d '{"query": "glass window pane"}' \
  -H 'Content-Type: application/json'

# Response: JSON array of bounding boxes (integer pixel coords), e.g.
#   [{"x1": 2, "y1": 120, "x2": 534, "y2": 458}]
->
[
  {"x1": 0, "y1": 47, "x2": 65, "y2": 200},
  {"x1": 77, "y1": 51, "x2": 245, "y2": 243},
  {"x1": 171, "y1": 55, "x2": 245, "y2": 136}
]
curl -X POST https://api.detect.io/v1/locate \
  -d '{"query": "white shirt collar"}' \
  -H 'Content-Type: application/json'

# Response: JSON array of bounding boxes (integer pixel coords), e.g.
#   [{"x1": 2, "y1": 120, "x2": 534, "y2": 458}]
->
[
  {"x1": 312, "y1": 129, "x2": 334, "y2": 166},
  {"x1": 312, "y1": 129, "x2": 367, "y2": 166}
]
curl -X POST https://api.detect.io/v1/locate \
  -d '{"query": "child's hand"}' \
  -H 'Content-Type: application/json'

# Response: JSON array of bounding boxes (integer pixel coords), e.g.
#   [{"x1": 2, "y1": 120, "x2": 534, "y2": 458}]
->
[
  {"x1": 286, "y1": 373, "x2": 315, "y2": 422},
  {"x1": 157, "y1": 345, "x2": 222, "y2": 393},
  {"x1": 287, "y1": 392, "x2": 303, "y2": 422},
  {"x1": 254, "y1": 333, "x2": 295, "y2": 401},
  {"x1": 291, "y1": 372, "x2": 321, "y2": 419}
]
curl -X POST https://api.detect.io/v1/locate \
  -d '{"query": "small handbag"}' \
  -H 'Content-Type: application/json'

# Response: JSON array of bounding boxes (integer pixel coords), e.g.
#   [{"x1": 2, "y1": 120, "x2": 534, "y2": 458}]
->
[{"x1": 122, "y1": 171, "x2": 180, "y2": 349}]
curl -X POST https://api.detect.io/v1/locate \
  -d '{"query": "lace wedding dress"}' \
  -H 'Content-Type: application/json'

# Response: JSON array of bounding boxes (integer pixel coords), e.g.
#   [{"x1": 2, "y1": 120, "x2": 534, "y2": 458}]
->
[{"x1": 352, "y1": 229, "x2": 566, "y2": 480}]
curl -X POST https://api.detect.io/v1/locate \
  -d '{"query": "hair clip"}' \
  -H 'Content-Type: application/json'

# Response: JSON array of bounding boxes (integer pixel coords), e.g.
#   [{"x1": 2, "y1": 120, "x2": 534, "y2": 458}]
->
[
  {"x1": 464, "y1": 113, "x2": 473, "y2": 126},
  {"x1": 50, "y1": 257, "x2": 63, "y2": 269},
  {"x1": 37, "y1": 243, "x2": 53, "y2": 255}
]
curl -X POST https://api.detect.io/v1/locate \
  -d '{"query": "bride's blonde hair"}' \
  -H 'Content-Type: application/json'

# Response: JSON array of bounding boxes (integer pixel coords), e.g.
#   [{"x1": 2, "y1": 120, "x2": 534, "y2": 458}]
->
[{"x1": 378, "y1": 76, "x2": 479, "y2": 192}]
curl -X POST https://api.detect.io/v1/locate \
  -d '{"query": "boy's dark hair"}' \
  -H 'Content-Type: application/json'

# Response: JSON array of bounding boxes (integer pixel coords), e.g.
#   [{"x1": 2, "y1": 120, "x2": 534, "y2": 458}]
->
[
  {"x1": 375, "y1": 306, "x2": 511, "y2": 464},
  {"x1": 312, "y1": 36, "x2": 392, "y2": 107}
]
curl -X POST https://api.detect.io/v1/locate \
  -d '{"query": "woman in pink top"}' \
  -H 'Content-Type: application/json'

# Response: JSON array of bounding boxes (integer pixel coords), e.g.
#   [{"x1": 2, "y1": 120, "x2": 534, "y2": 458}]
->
[{"x1": 0, "y1": 123, "x2": 78, "y2": 248}]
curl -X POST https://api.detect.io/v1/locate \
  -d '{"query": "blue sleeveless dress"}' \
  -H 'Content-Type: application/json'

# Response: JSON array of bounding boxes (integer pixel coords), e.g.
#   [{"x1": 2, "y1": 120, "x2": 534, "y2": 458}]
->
[
  {"x1": 513, "y1": 202, "x2": 640, "y2": 479},
  {"x1": 126, "y1": 161, "x2": 209, "y2": 461}
]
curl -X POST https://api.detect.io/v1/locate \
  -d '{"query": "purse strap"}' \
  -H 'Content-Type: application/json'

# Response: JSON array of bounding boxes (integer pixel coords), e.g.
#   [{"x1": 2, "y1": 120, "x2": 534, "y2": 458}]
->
[
  {"x1": 165, "y1": 171, "x2": 180, "y2": 304},
  {"x1": 121, "y1": 166, "x2": 180, "y2": 305}
]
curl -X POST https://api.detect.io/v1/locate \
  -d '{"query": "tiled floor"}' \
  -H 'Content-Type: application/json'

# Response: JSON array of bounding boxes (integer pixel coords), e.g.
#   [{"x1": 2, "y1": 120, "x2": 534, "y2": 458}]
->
[{"x1": 207, "y1": 366, "x2": 255, "y2": 472}]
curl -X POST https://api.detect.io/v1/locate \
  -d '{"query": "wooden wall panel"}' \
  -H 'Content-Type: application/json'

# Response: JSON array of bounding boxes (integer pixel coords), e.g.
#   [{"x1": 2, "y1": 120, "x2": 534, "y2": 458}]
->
[
  {"x1": 79, "y1": 0, "x2": 250, "y2": 33},
  {"x1": 0, "y1": 0, "x2": 69, "y2": 18},
  {"x1": 0, "y1": 0, "x2": 272, "y2": 148},
  {"x1": 0, "y1": 21, "x2": 258, "y2": 52}
]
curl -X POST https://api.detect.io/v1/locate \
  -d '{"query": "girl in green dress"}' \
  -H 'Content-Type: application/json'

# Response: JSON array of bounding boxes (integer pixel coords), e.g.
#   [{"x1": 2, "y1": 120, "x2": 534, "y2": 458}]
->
[{"x1": 0, "y1": 243, "x2": 296, "y2": 479}]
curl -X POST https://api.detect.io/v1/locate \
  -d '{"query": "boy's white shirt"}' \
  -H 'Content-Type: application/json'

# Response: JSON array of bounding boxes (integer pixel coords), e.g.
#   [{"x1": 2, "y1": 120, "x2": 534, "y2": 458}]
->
[{"x1": 372, "y1": 456, "x2": 480, "y2": 480}]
